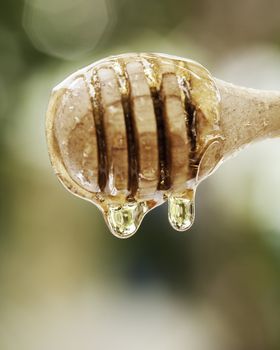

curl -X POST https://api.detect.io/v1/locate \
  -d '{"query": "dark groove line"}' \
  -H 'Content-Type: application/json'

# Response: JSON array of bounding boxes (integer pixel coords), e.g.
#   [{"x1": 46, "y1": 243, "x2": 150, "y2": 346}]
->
[
  {"x1": 150, "y1": 85, "x2": 171, "y2": 190},
  {"x1": 90, "y1": 70, "x2": 108, "y2": 191},
  {"x1": 142, "y1": 59, "x2": 171, "y2": 190},
  {"x1": 181, "y1": 77, "x2": 197, "y2": 163},
  {"x1": 118, "y1": 61, "x2": 139, "y2": 197}
]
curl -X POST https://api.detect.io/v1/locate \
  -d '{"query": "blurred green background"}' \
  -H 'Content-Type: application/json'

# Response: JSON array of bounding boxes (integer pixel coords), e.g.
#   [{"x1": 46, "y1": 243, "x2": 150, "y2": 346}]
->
[{"x1": 0, "y1": 0, "x2": 280, "y2": 349}]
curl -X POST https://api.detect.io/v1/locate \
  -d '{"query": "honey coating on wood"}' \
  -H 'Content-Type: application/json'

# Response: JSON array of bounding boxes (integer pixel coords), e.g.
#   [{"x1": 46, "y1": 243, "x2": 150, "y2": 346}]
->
[
  {"x1": 46, "y1": 53, "x2": 222, "y2": 238},
  {"x1": 160, "y1": 70, "x2": 189, "y2": 188},
  {"x1": 126, "y1": 61, "x2": 159, "y2": 196},
  {"x1": 53, "y1": 77, "x2": 99, "y2": 193},
  {"x1": 98, "y1": 68, "x2": 129, "y2": 194}
]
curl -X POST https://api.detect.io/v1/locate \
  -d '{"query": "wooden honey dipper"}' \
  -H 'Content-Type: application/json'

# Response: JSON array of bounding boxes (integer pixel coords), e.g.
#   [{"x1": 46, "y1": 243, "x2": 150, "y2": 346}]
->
[{"x1": 46, "y1": 53, "x2": 280, "y2": 238}]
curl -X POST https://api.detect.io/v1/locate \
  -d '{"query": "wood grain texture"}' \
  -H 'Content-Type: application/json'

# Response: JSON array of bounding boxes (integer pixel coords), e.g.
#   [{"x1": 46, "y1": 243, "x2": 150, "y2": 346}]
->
[{"x1": 215, "y1": 79, "x2": 280, "y2": 161}]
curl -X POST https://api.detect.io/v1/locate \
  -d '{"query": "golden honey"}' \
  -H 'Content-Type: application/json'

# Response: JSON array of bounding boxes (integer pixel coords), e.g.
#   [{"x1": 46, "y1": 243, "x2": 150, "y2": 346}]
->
[{"x1": 46, "y1": 53, "x2": 223, "y2": 238}]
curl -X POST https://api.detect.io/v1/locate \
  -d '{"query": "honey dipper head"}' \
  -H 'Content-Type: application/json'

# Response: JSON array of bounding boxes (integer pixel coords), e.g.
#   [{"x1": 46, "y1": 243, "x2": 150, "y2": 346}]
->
[{"x1": 46, "y1": 53, "x2": 222, "y2": 238}]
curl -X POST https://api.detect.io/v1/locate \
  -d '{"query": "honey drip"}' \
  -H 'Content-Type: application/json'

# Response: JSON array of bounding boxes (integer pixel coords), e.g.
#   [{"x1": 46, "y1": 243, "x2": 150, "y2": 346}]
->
[
  {"x1": 106, "y1": 201, "x2": 148, "y2": 238},
  {"x1": 168, "y1": 189, "x2": 195, "y2": 231}
]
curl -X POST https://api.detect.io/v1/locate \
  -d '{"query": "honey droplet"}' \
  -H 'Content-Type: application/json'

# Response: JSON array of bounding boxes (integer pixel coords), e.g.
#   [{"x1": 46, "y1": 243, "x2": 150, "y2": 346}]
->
[
  {"x1": 168, "y1": 189, "x2": 195, "y2": 231},
  {"x1": 106, "y1": 202, "x2": 148, "y2": 238}
]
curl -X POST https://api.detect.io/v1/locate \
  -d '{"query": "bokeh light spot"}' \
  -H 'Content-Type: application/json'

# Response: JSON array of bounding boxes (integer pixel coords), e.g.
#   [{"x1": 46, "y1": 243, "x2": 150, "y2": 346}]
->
[{"x1": 23, "y1": 0, "x2": 110, "y2": 60}]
